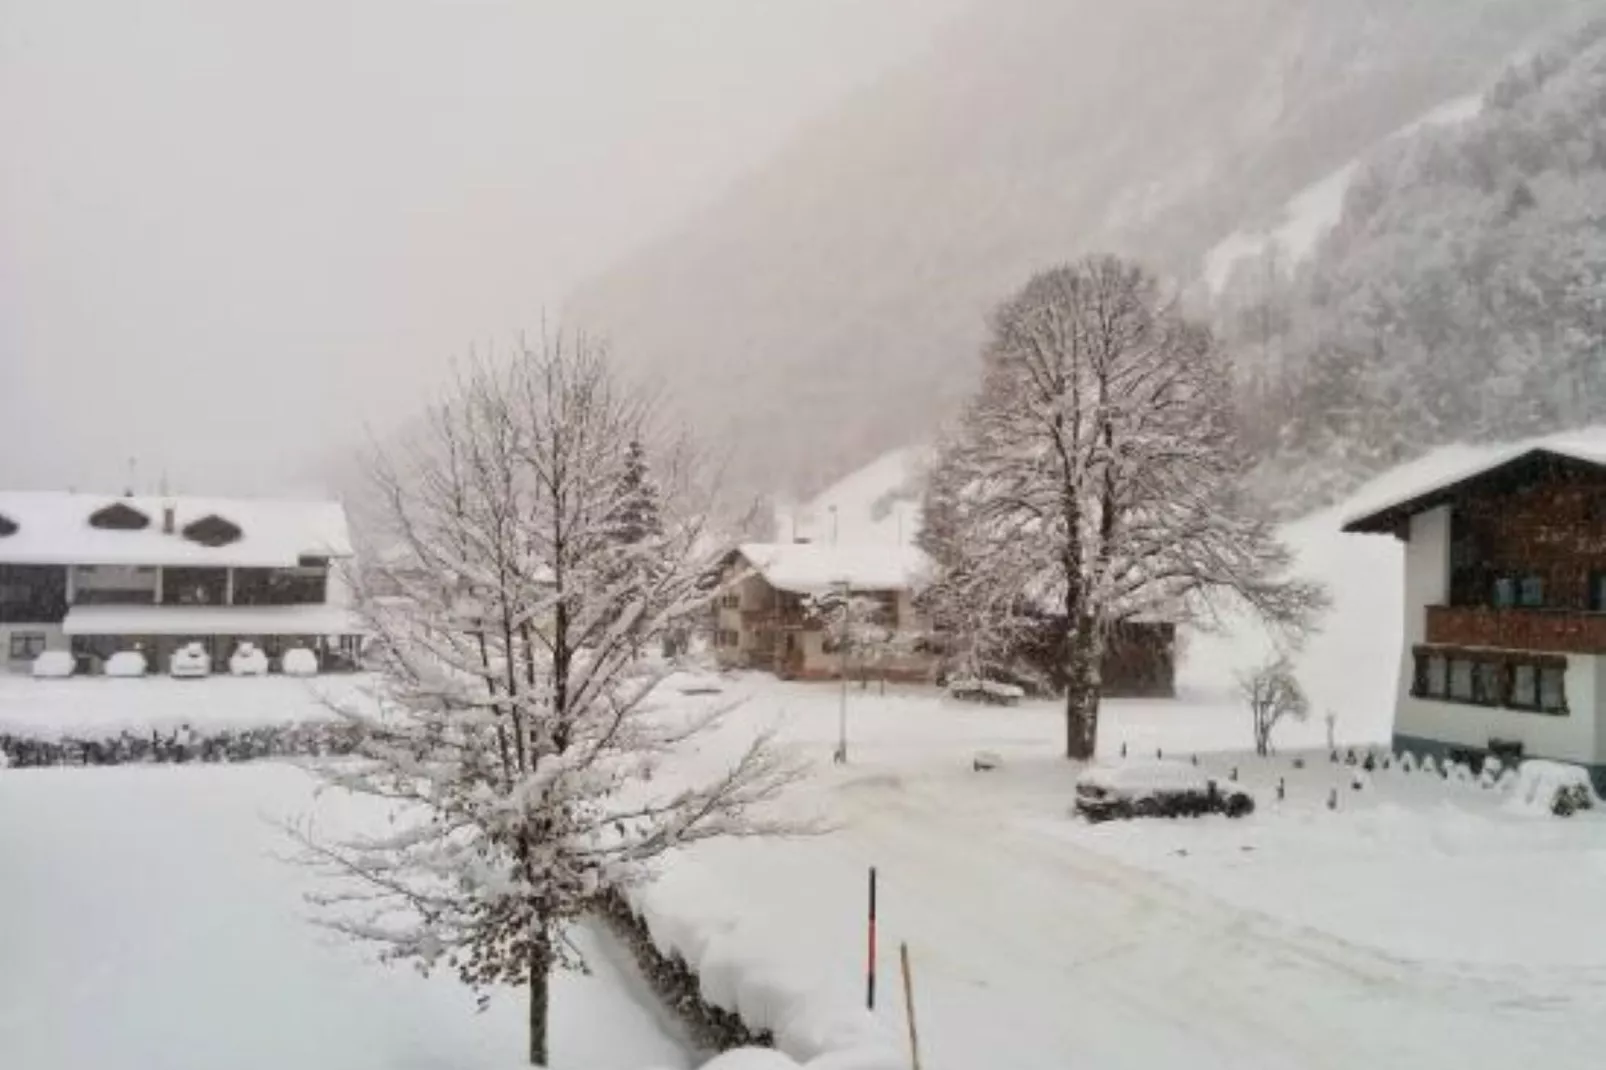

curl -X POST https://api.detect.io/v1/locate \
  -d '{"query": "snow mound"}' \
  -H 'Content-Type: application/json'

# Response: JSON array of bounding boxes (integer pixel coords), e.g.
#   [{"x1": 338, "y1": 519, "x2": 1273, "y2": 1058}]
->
[
  {"x1": 281, "y1": 648, "x2": 319, "y2": 677},
  {"x1": 104, "y1": 651, "x2": 148, "y2": 678},
  {"x1": 168, "y1": 642, "x2": 211, "y2": 679},
  {"x1": 30, "y1": 651, "x2": 74, "y2": 679},
  {"x1": 1505, "y1": 760, "x2": 1598, "y2": 818}
]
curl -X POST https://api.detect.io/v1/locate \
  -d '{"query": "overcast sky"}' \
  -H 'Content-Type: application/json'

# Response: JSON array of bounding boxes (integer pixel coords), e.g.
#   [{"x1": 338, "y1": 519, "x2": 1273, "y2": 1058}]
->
[{"x1": 0, "y1": 0, "x2": 963, "y2": 496}]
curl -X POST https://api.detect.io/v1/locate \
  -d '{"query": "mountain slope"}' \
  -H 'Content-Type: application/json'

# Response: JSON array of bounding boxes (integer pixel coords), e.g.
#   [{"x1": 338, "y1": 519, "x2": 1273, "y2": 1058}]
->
[{"x1": 570, "y1": 0, "x2": 1593, "y2": 497}]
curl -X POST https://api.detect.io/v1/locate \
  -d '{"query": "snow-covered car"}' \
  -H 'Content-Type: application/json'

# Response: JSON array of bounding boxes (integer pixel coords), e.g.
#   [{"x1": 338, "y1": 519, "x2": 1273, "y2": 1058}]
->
[
  {"x1": 104, "y1": 651, "x2": 149, "y2": 678},
  {"x1": 30, "y1": 650, "x2": 75, "y2": 679},
  {"x1": 168, "y1": 642, "x2": 212, "y2": 679},
  {"x1": 1075, "y1": 761, "x2": 1255, "y2": 822},
  {"x1": 280, "y1": 647, "x2": 319, "y2": 677},
  {"x1": 229, "y1": 642, "x2": 269, "y2": 676},
  {"x1": 947, "y1": 676, "x2": 1026, "y2": 706}
]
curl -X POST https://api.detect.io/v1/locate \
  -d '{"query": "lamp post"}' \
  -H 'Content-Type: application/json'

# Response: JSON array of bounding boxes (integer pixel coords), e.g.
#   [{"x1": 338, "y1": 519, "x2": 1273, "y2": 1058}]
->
[{"x1": 833, "y1": 577, "x2": 851, "y2": 764}]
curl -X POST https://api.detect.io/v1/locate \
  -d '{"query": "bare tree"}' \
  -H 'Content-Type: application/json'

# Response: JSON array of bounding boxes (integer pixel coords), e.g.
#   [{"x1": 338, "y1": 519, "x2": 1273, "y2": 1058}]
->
[
  {"x1": 806, "y1": 588, "x2": 904, "y2": 692},
  {"x1": 920, "y1": 256, "x2": 1327, "y2": 759},
  {"x1": 295, "y1": 334, "x2": 803, "y2": 1066},
  {"x1": 1240, "y1": 653, "x2": 1310, "y2": 756}
]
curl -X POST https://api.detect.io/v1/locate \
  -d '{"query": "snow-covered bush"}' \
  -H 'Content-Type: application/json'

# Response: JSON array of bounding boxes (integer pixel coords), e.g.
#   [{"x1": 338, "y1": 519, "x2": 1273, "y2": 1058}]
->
[
  {"x1": 1506, "y1": 760, "x2": 1599, "y2": 818},
  {"x1": 30, "y1": 650, "x2": 74, "y2": 679},
  {"x1": 279, "y1": 647, "x2": 318, "y2": 677},
  {"x1": 0, "y1": 721, "x2": 362, "y2": 768},
  {"x1": 229, "y1": 642, "x2": 269, "y2": 676},
  {"x1": 104, "y1": 651, "x2": 148, "y2": 678}
]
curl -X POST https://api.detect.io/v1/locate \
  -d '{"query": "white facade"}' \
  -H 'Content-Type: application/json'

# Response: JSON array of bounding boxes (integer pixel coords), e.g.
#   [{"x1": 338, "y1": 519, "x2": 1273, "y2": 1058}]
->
[{"x1": 1390, "y1": 505, "x2": 1603, "y2": 767}]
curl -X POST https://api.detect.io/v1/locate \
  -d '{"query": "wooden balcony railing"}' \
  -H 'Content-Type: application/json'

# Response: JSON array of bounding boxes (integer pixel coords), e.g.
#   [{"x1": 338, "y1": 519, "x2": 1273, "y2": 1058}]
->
[{"x1": 1425, "y1": 605, "x2": 1606, "y2": 655}]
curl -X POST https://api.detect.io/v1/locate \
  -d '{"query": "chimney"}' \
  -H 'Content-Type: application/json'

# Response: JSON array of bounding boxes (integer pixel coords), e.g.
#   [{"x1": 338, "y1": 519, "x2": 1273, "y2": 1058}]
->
[{"x1": 163, "y1": 505, "x2": 176, "y2": 535}]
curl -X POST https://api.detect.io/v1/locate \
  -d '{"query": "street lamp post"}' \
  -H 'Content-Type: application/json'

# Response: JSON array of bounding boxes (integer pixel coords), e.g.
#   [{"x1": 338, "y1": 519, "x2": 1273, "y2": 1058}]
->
[{"x1": 834, "y1": 577, "x2": 851, "y2": 764}]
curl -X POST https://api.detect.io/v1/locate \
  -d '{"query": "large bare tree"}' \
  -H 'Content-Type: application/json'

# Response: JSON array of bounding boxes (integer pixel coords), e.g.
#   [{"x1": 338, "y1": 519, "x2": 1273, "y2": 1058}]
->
[
  {"x1": 295, "y1": 334, "x2": 801, "y2": 1065},
  {"x1": 920, "y1": 257, "x2": 1327, "y2": 759}
]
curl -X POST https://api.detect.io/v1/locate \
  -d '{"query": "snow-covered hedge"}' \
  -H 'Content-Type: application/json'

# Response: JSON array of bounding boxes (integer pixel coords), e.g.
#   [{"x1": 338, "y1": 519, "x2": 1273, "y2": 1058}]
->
[
  {"x1": 281, "y1": 647, "x2": 319, "y2": 677},
  {"x1": 0, "y1": 721, "x2": 362, "y2": 768},
  {"x1": 597, "y1": 890, "x2": 774, "y2": 1054}
]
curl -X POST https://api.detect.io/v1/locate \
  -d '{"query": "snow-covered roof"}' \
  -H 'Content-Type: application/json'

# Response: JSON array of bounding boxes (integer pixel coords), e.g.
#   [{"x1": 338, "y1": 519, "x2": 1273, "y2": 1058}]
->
[
  {"x1": 62, "y1": 603, "x2": 361, "y2": 636},
  {"x1": 1341, "y1": 428, "x2": 1606, "y2": 535},
  {"x1": 734, "y1": 542, "x2": 932, "y2": 594},
  {"x1": 0, "y1": 491, "x2": 352, "y2": 567}
]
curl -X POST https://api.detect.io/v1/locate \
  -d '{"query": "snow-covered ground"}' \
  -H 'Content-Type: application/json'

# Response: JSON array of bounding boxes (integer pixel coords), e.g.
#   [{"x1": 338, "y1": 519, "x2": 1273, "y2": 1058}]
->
[
  {"x1": 644, "y1": 677, "x2": 1606, "y2": 1069},
  {"x1": 0, "y1": 673, "x2": 367, "y2": 738},
  {"x1": 0, "y1": 763, "x2": 690, "y2": 1070}
]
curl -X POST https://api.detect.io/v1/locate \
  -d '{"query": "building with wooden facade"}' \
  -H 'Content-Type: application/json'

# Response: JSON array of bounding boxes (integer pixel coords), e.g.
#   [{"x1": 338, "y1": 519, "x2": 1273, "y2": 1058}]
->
[{"x1": 1343, "y1": 432, "x2": 1606, "y2": 784}]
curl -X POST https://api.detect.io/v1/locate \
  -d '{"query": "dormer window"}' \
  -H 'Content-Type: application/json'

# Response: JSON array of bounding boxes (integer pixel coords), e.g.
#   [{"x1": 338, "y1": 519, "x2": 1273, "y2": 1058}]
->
[
  {"x1": 0, "y1": 513, "x2": 15, "y2": 536},
  {"x1": 182, "y1": 514, "x2": 243, "y2": 547},
  {"x1": 88, "y1": 502, "x2": 151, "y2": 531}
]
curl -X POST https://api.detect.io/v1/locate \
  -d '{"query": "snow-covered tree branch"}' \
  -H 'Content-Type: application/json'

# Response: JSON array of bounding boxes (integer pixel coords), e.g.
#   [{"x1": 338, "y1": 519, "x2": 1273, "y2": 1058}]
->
[
  {"x1": 294, "y1": 333, "x2": 807, "y2": 1066},
  {"x1": 920, "y1": 256, "x2": 1328, "y2": 759}
]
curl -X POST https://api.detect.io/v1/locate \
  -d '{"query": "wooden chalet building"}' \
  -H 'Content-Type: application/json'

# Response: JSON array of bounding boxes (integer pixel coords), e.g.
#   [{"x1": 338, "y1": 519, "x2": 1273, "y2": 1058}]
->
[{"x1": 1343, "y1": 433, "x2": 1606, "y2": 784}]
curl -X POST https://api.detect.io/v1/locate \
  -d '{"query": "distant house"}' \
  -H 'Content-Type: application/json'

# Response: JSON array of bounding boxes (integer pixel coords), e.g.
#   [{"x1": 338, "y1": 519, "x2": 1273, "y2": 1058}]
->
[
  {"x1": 712, "y1": 542, "x2": 936, "y2": 682},
  {"x1": 0, "y1": 491, "x2": 360, "y2": 675},
  {"x1": 1343, "y1": 433, "x2": 1606, "y2": 783}
]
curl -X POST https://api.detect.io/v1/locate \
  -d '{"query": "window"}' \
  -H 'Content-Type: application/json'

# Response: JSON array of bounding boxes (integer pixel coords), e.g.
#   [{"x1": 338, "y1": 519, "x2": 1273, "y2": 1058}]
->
[
  {"x1": 719, "y1": 593, "x2": 739, "y2": 609},
  {"x1": 1540, "y1": 666, "x2": 1567, "y2": 714},
  {"x1": 1592, "y1": 571, "x2": 1606, "y2": 613},
  {"x1": 8, "y1": 631, "x2": 46, "y2": 660},
  {"x1": 1518, "y1": 576, "x2": 1545, "y2": 608},
  {"x1": 1413, "y1": 647, "x2": 1567, "y2": 716}
]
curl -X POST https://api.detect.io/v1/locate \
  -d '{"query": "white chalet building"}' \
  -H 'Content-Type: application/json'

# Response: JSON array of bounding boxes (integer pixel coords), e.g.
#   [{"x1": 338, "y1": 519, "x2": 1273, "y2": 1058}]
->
[
  {"x1": 0, "y1": 491, "x2": 360, "y2": 675},
  {"x1": 1343, "y1": 432, "x2": 1606, "y2": 786}
]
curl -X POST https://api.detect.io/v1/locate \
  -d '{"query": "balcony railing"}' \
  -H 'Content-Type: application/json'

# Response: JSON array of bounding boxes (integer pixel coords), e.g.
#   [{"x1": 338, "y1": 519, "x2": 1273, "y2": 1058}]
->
[
  {"x1": 740, "y1": 608, "x2": 813, "y2": 630},
  {"x1": 1425, "y1": 605, "x2": 1606, "y2": 655}
]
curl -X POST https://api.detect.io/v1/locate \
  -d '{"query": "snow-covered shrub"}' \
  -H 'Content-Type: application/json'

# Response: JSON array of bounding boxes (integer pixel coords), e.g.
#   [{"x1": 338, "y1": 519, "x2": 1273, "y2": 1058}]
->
[
  {"x1": 972, "y1": 750, "x2": 1003, "y2": 772},
  {"x1": 280, "y1": 647, "x2": 318, "y2": 677},
  {"x1": 0, "y1": 720, "x2": 361, "y2": 768},
  {"x1": 1506, "y1": 760, "x2": 1599, "y2": 818},
  {"x1": 104, "y1": 651, "x2": 148, "y2": 678},
  {"x1": 1398, "y1": 751, "x2": 1417, "y2": 773},
  {"x1": 1449, "y1": 762, "x2": 1475, "y2": 785},
  {"x1": 1419, "y1": 754, "x2": 1439, "y2": 777},
  {"x1": 30, "y1": 650, "x2": 74, "y2": 679},
  {"x1": 229, "y1": 642, "x2": 269, "y2": 676}
]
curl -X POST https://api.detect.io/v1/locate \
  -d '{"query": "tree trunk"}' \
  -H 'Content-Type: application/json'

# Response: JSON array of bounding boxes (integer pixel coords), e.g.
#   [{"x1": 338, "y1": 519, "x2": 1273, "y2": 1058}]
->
[
  {"x1": 1064, "y1": 617, "x2": 1103, "y2": 760},
  {"x1": 528, "y1": 931, "x2": 552, "y2": 1066}
]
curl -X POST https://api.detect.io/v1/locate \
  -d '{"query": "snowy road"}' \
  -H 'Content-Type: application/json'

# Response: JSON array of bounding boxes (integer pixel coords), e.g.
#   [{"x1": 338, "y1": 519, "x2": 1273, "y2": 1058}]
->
[{"x1": 647, "y1": 679, "x2": 1606, "y2": 1070}]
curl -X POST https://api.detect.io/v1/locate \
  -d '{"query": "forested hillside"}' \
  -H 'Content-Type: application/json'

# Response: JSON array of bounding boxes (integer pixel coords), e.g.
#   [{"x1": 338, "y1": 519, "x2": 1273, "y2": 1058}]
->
[
  {"x1": 1225, "y1": 18, "x2": 1606, "y2": 513},
  {"x1": 570, "y1": 0, "x2": 1592, "y2": 499}
]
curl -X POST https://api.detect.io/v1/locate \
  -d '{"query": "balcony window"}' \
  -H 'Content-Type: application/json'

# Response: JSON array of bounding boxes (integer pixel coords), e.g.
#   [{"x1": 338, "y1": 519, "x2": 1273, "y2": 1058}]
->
[
  {"x1": 1592, "y1": 571, "x2": 1606, "y2": 613},
  {"x1": 1540, "y1": 666, "x2": 1567, "y2": 714},
  {"x1": 1519, "y1": 576, "x2": 1545, "y2": 608},
  {"x1": 1449, "y1": 659, "x2": 1475, "y2": 701}
]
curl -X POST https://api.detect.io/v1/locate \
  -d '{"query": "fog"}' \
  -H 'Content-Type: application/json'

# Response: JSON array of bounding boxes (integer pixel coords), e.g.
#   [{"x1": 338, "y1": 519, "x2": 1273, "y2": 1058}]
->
[{"x1": 0, "y1": 0, "x2": 962, "y2": 496}]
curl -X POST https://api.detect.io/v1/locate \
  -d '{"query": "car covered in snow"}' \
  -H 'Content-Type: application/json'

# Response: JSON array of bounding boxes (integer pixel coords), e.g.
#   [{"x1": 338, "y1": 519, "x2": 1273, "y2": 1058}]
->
[
  {"x1": 229, "y1": 642, "x2": 269, "y2": 676},
  {"x1": 947, "y1": 676, "x2": 1026, "y2": 706},
  {"x1": 168, "y1": 642, "x2": 212, "y2": 679},
  {"x1": 30, "y1": 650, "x2": 75, "y2": 679},
  {"x1": 280, "y1": 647, "x2": 319, "y2": 677},
  {"x1": 105, "y1": 650, "x2": 149, "y2": 678},
  {"x1": 1075, "y1": 761, "x2": 1255, "y2": 822}
]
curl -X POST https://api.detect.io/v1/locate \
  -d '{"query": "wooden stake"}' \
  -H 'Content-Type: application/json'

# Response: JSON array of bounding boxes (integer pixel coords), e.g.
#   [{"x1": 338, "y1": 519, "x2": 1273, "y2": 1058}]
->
[
  {"x1": 867, "y1": 867, "x2": 878, "y2": 1010},
  {"x1": 900, "y1": 941, "x2": 922, "y2": 1070}
]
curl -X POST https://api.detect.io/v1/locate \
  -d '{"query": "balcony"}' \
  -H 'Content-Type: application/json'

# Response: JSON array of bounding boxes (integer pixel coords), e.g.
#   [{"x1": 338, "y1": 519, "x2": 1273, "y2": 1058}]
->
[
  {"x1": 1425, "y1": 605, "x2": 1606, "y2": 655},
  {"x1": 740, "y1": 607, "x2": 813, "y2": 631}
]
